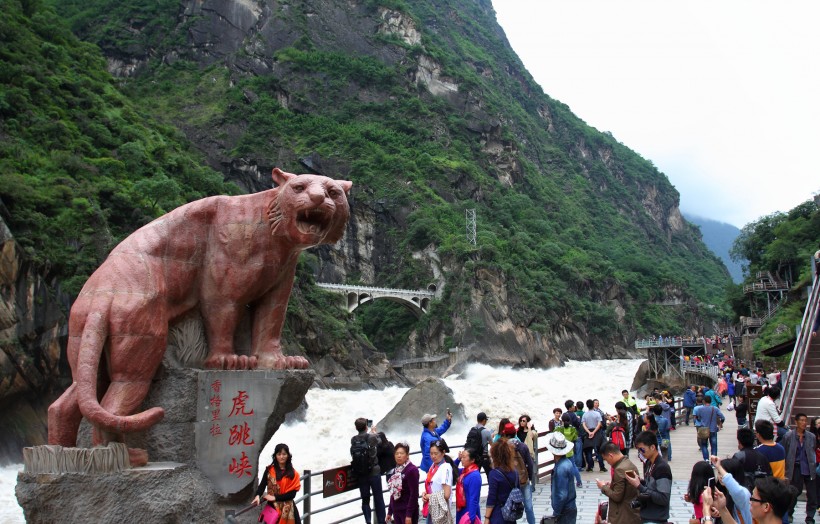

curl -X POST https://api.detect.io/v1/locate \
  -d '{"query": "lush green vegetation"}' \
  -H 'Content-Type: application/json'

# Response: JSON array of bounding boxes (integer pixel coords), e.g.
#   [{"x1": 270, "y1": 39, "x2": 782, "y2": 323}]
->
[
  {"x1": 0, "y1": 0, "x2": 237, "y2": 294},
  {"x1": 729, "y1": 200, "x2": 820, "y2": 351},
  {"x1": 7, "y1": 0, "x2": 737, "y2": 355}
]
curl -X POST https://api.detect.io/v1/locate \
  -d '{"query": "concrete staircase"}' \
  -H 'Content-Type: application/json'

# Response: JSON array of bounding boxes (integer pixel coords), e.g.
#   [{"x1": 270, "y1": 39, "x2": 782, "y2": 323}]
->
[{"x1": 790, "y1": 335, "x2": 820, "y2": 420}]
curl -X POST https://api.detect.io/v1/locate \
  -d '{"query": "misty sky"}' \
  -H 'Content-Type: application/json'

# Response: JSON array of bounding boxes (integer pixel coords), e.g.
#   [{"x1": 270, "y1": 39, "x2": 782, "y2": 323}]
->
[{"x1": 492, "y1": 1, "x2": 819, "y2": 228}]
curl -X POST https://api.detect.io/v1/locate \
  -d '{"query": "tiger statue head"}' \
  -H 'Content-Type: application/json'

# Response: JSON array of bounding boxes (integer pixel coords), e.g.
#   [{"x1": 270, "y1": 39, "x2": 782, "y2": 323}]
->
[{"x1": 267, "y1": 167, "x2": 352, "y2": 246}]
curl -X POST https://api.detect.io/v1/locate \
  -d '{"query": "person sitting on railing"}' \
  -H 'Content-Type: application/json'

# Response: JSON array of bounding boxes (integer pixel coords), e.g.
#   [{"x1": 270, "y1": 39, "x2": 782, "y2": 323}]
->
[{"x1": 755, "y1": 387, "x2": 787, "y2": 442}]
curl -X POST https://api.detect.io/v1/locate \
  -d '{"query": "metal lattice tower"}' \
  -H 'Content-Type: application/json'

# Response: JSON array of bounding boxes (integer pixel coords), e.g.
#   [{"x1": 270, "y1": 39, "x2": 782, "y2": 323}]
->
[{"x1": 466, "y1": 209, "x2": 476, "y2": 246}]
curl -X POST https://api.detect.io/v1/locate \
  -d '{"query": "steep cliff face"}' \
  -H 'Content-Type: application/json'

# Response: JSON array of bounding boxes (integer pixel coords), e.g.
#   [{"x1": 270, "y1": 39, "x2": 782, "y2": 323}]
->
[
  {"x1": 19, "y1": 0, "x2": 731, "y2": 381},
  {"x1": 0, "y1": 216, "x2": 68, "y2": 463}
]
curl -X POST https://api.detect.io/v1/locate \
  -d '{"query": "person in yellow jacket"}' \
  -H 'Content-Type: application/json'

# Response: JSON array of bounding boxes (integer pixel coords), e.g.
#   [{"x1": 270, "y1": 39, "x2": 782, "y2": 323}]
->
[{"x1": 621, "y1": 390, "x2": 639, "y2": 416}]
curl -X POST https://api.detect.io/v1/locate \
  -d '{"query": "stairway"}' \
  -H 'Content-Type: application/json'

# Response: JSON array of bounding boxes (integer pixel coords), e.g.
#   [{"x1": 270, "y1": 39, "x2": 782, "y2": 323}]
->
[{"x1": 789, "y1": 336, "x2": 820, "y2": 420}]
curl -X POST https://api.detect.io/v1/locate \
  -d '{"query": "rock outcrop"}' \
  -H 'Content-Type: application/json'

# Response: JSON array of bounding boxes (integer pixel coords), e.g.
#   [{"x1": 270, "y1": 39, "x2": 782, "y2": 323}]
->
[
  {"x1": 17, "y1": 368, "x2": 313, "y2": 522},
  {"x1": 0, "y1": 216, "x2": 67, "y2": 464},
  {"x1": 377, "y1": 378, "x2": 465, "y2": 434}
]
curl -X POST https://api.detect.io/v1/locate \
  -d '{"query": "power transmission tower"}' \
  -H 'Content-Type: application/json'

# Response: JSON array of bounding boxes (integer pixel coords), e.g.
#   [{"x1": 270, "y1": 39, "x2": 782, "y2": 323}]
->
[{"x1": 466, "y1": 209, "x2": 476, "y2": 246}]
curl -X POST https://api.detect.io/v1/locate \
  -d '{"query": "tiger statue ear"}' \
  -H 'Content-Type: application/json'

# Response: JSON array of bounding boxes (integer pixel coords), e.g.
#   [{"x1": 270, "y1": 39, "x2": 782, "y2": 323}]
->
[
  {"x1": 271, "y1": 167, "x2": 297, "y2": 186},
  {"x1": 338, "y1": 180, "x2": 352, "y2": 194}
]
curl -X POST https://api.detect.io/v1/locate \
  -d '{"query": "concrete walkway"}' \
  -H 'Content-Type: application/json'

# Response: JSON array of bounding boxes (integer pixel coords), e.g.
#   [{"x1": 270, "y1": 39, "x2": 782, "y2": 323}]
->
[{"x1": 531, "y1": 411, "x2": 812, "y2": 522}]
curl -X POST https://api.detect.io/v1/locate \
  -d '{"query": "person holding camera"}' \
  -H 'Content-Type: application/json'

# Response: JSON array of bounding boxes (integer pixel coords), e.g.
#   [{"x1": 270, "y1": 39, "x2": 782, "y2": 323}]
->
[
  {"x1": 352, "y1": 417, "x2": 386, "y2": 524},
  {"x1": 625, "y1": 431, "x2": 672, "y2": 523}
]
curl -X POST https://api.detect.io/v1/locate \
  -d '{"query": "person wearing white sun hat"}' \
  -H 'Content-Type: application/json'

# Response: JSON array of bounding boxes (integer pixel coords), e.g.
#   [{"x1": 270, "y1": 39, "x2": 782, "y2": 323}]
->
[{"x1": 547, "y1": 433, "x2": 577, "y2": 524}]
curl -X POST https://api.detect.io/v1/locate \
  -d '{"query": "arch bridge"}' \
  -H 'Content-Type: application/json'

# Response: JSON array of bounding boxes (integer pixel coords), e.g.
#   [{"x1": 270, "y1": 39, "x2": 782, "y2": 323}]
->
[{"x1": 315, "y1": 283, "x2": 437, "y2": 317}]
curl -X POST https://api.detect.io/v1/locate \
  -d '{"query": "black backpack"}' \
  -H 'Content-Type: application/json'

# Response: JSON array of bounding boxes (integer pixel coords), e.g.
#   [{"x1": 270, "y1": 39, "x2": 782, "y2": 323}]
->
[
  {"x1": 350, "y1": 436, "x2": 372, "y2": 477},
  {"x1": 464, "y1": 427, "x2": 484, "y2": 456},
  {"x1": 377, "y1": 432, "x2": 396, "y2": 474}
]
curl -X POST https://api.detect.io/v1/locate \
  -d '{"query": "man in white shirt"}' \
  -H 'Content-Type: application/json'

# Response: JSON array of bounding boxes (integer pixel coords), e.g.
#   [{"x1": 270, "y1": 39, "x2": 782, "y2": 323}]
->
[{"x1": 756, "y1": 386, "x2": 787, "y2": 442}]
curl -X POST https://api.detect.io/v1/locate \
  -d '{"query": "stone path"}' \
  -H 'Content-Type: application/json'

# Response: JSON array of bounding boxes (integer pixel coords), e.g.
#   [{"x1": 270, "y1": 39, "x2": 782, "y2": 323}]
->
[{"x1": 527, "y1": 412, "x2": 812, "y2": 522}]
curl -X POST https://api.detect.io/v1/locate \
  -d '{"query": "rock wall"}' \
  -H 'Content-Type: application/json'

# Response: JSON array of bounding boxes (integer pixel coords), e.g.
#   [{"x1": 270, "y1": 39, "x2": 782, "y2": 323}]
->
[{"x1": 0, "y1": 216, "x2": 67, "y2": 464}]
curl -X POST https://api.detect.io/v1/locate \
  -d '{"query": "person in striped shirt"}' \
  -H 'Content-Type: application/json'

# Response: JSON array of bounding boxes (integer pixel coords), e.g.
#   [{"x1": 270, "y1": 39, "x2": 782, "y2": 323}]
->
[{"x1": 755, "y1": 419, "x2": 787, "y2": 479}]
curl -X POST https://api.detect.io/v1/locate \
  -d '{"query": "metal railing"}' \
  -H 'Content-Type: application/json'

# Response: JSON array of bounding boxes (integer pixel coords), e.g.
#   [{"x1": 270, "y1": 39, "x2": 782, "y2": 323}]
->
[
  {"x1": 316, "y1": 282, "x2": 435, "y2": 297},
  {"x1": 681, "y1": 361, "x2": 721, "y2": 381},
  {"x1": 779, "y1": 262, "x2": 820, "y2": 423},
  {"x1": 228, "y1": 399, "x2": 694, "y2": 523}
]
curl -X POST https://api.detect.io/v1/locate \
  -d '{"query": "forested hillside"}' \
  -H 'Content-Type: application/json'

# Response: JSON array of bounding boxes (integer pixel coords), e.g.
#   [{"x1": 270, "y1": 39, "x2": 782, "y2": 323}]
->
[
  {"x1": 2, "y1": 0, "x2": 733, "y2": 373},
  {"x1": 729, "y1": 199, "x2": 820, "y2": 351}
]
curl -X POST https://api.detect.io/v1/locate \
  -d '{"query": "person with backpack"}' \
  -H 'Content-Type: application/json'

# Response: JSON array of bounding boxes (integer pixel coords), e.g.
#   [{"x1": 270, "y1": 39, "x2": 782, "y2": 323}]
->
[
  {"x1": 732, "y1": 427, "x2": 772, "y2": 492},
  {"x1": 419, "y1": 411, "x2": 452, "y2": 472},
  {"x1": 351, "y1": 418, "x2": 386, "y2": 524},
  {"x1": 484, "y1": 436, "x2": 523, "y2": 524},
  {"x1": 564, "y1": 399, "x2": 583, "y2": 469},
  {"x1": 499, "y1": 422, "x2": 536, "y2": 524},
  {"x1": 607, "y1": 406, "x2": 629, "y2": 457},
  {"x1": 547, "y1": 432, "x2": 578, "y2": 524},
  {"x1": 464, "y1": 412, "x2": 493, "y2": 476}
]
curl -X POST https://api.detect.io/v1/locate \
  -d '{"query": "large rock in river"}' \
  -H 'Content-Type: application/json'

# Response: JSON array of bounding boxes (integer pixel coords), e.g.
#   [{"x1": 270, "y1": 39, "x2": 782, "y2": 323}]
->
[{"x1": 377, "y1": 378, "x2": 465, "y2": 435}]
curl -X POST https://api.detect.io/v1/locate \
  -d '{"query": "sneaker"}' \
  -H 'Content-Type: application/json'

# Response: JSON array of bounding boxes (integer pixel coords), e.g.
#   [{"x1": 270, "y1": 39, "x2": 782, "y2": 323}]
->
[
  {"x1": 586, "y1": 468, "x2": 593, "y2": 472},
  {"x1": 599, "y1": 467, "x2": 607, "y2": 472}
]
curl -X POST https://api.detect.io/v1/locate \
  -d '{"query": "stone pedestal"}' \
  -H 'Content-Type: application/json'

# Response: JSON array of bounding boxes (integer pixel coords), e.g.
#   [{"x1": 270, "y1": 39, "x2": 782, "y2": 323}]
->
[{"x1": 17, "y1": 368, "x2": 314, "y2": 523}]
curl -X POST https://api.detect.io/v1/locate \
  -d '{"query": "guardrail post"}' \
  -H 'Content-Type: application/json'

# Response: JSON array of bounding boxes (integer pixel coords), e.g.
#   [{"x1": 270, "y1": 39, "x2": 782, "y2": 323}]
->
[{"x1": 303, "y1": 469, "x2": 311, "y2": 524}]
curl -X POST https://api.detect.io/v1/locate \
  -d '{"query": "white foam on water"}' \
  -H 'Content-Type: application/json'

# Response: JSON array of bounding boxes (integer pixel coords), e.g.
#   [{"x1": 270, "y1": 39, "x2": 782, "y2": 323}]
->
[
  {"x1": 0, "y1": 464, "x2": 23, "y2": 524},
  {"x1": 0, "y1": 359, "x2": 644, "y2": 523}
]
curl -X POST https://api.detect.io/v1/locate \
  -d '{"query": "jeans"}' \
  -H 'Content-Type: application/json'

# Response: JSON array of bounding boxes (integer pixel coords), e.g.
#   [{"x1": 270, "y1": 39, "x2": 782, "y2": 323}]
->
[
  {"x1": 522, "y1": 482, "x2": 536, "y2": 524},
  {"x1": 700, "y1": 432, "x2": 718, "y2": 460},
  {"x1": 787, "y1": 467, "x2": 818, "y2": 522},
  {"x1": 359, "y1": 474, "x2": 386, "y2": 524},
  {"x1": 555, "y1": 506, "x2": 577, "y2": 524},
  {"x1": 573, "y1": 439, "x2": 583, "y2": 468},
  {"x1": 583, "y1": 446, "x2": 606, "y2": 470},
  {"x1": 737, "y1": 417, "x2": 748, "y2": 429}
]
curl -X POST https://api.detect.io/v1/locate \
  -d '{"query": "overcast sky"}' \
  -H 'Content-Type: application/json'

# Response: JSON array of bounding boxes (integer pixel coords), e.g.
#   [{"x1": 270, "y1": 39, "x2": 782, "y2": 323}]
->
[{"x1": 491, "y1": 1, "x2": 819, "y2": 228}]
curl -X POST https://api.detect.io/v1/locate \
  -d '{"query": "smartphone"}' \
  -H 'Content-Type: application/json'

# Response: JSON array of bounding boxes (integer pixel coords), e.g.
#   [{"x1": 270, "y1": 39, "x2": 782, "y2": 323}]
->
[
  {"x1": 366, "y1": 419, "x2": 373, "y2": 427},
  {"x1": 446, "y1": 407, "x2": 451, "y2": 416},
  {"x1": 707, "y1": 477, "x2": 716, "y2": 490}
]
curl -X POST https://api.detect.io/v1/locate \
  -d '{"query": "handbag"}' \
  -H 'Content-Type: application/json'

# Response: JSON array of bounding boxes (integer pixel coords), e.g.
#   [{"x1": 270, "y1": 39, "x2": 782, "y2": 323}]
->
[
  {"x1": 429, "y1": 490, "x2": 451, "y2": 524},
  {"x1": 458, "y1": 514, "x2": 481, "y2": 524},
  {"x1": 258, "y1": 504, "x2": 280, "y2": 524}
]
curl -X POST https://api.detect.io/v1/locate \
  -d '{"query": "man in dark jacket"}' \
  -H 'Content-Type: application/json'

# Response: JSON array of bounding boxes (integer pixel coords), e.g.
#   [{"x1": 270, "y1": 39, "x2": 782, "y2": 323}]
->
[
  {"x1": 732, "y1": 427, "x2": 772, "y2": 491},
  {"x1": 626, "y1": 431, "x2": 672, "y2": 523},
  {"x1": 781, "y1": 413, "x2": 817, "y2": 523},
  {"x1": 352, "y1": 418, "x2": 386, "y2": 524},
  {"x1": 683, "y1": 385, "x2": 697, "y2": 426}
]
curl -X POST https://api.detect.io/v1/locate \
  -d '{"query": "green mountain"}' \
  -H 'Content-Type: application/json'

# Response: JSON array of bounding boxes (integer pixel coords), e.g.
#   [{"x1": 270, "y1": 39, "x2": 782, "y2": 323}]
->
[
  {"x1": 685, "y1": 214, "x2": 743, "y2": 283},
  {"x1": 2, "y1": 0, "x2": 733, "y2": 374},
  {"x1": 728, "y1": 199, "x2": 820, "y2": 351}
]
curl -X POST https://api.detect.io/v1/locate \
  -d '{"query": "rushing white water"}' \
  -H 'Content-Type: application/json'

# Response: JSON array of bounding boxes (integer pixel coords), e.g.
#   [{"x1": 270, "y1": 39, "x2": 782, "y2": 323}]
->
[
  {"x1": 1, "y1": 464, "x2": 23, "y2": 524},
  {"x1": 0, "y1": 359, "x2": 644, "y2": 523}
]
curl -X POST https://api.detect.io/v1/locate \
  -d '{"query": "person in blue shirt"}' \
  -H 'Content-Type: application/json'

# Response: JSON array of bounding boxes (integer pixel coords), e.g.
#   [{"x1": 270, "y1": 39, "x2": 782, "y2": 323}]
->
[
  {"x1": 547, "y1": 432, "x2": 577, "y2": 524},
  {"x1": 683, "y1": 385, "x2": 697, "y2": 426},
  {"x1": 695, "y1": 396, "x2": 725, "y2": 460},
  {"x1": 652, "y1": 404, "x2": 672, "y2": 461},
  {"x1": 455, "y1": 448, "x2": 481, "y2": 524},
  {"x1": 419, "y1": 411, "x2": 452, "y2": 472}
]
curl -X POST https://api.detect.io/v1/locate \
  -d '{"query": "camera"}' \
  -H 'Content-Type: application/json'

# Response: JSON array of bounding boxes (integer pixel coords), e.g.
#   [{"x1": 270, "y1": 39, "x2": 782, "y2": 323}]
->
[{"x1": 630, "y1": 493, "x2": 650, "y2": 509}]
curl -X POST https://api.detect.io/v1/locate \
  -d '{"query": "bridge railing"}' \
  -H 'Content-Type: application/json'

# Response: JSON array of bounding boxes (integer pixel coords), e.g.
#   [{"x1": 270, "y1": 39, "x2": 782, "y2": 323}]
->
[
  {"x1": 316, "y1": 283, "x2": 435, "y2": 296},
  {"x1": 680, "y1": 361, "x2": 721, "y2": 381}
]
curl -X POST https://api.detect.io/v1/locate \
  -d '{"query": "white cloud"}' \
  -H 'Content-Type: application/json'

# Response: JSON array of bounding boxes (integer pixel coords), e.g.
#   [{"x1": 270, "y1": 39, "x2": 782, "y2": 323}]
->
[{"x1": 492, "y1": 0, "x2": 820, "y2": 227}]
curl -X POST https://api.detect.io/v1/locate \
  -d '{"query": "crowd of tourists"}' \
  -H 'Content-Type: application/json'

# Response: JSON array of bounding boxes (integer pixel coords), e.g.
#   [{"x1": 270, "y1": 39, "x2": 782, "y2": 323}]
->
[{"x1": 250, "y1": 384, "x2": 819, "y2": 524}]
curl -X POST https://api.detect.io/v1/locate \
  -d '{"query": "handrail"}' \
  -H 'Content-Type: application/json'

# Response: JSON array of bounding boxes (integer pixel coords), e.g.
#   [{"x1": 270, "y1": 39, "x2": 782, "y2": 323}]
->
[{"x1": 779, "y1": 263, "x2": 820, "y2": 423}]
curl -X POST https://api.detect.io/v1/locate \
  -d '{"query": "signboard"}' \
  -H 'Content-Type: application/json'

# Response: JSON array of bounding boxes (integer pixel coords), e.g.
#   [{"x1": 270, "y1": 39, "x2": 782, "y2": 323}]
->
[
  {"x1": 195, "y1": 371, "x2": 284, "y2": 497},
  {"x1": 747, "y1": 384, "x2": 764, "y2": 420},
  {"x1": 322, "y1": 465, "x2": 361, "y2": 498}
]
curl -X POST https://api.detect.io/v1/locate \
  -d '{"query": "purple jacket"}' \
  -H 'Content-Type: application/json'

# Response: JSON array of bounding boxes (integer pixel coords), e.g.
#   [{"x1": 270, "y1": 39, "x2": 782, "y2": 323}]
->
[{"x1": 388, "y1": 462, "x2": 420, "y2": 523}]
